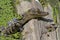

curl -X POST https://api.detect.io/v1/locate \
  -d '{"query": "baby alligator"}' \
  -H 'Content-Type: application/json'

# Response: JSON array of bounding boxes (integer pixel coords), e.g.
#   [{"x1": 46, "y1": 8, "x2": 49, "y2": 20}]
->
[{"x1": 0, "y1": 9, "x2": 49, "y2": 36}]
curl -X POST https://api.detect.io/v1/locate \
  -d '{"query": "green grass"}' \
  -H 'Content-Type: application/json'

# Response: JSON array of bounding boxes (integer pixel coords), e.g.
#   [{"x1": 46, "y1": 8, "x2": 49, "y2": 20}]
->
[
  {"x1": 0, "y1": 32, "x2": 23, "y2": 40},
  {"x1": 0, "y1": 0, "x2": 22, "y2": 40},
  {"x1": 0, "y1": 0, "x2": 21, "y2": 26}
]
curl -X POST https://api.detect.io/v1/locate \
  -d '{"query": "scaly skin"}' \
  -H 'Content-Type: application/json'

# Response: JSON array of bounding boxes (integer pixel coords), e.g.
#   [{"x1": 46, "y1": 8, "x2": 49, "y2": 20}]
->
[{"x1": 0, "y1": 9, "x2": 49, "y2": 36}]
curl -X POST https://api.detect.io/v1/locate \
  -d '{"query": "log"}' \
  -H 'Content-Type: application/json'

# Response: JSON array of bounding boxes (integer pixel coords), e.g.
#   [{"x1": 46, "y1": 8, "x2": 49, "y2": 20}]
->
[
  {"x1": 22, "y1": 4, "x2": 57, "y2": 40},
  {"x1": 16, "y1": 0, "x2": 57, "y2": 40}
]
